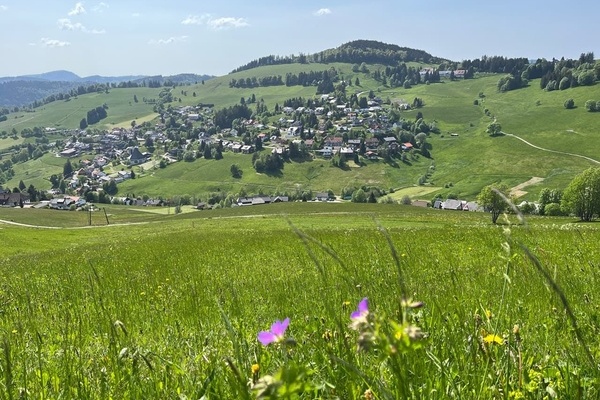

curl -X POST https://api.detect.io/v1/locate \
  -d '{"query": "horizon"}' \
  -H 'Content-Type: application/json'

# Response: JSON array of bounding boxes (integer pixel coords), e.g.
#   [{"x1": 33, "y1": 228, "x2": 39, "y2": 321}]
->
[{"x1": 0, "y1": 0, "x2": 598, "y2": 78}]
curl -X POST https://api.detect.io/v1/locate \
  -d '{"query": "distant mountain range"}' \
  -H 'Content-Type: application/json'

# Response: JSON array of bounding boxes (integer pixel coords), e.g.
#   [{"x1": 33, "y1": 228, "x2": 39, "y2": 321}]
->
[{"x1": 0, "y1": 71, "x2": 215, "y2": 107}]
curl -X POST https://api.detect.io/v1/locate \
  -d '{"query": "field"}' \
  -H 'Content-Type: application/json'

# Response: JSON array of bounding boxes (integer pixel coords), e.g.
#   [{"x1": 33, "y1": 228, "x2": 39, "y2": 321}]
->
[{"x1": 1, "y1": 203, "x2": 600, "y2": 398}]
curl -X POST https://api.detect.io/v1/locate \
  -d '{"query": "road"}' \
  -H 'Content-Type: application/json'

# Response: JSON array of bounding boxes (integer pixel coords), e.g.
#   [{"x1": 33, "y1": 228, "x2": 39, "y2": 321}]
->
[{"x1": 504, "y1": 133, "x2": 600, "y2": 165}]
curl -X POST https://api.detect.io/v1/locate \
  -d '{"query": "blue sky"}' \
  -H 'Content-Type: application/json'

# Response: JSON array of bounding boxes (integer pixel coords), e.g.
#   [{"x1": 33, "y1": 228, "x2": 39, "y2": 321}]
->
[{"x1": 0, "y1": 0, "x2": 597, "y2": 78}]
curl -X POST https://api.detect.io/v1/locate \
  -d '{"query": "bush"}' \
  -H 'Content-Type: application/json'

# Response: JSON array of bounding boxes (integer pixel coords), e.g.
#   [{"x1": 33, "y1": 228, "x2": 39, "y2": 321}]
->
[
  {"x1": 564, "y1": 99, "x2": 575, "y2": 109},
  {"x1": 544, "y1": 202, "x2": 563, "y2": 216}
]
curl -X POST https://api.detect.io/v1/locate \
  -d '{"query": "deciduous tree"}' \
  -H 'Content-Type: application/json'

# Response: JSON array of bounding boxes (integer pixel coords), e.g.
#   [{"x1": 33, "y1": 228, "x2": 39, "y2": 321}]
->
[
  {"x1": 477, "y1": 184, "x2": 509, "y2": 223},
  {"x1": 561, "y1": 167, "x2": 600, "y2": 221}
]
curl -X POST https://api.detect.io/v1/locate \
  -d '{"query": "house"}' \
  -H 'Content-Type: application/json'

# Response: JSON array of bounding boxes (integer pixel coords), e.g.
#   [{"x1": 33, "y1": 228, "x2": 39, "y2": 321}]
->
[
  {"x1": 0, "y1": 192, "x2": 30, "y2": 207},
  {"x1": 241, "y1": 145, "x2": 254, "y2": 154},
  {"x1": 48, "y1": 197, "x2": 76, "y2": 210},
  {"x1": 314, "y1": 192, "x2": 331, "y2": 202},
  {"x1": 401, "y1": 142, "x2": 414, "y2": 151},
  {"x1": 59, "y1": 148, "x2": 78, "y2": 158},
  {"x1": 196, "y1": 202, "x2": 208, "y2": 210},
  {"x1": 128, "y1": 147, "x2": 147, "y2": 165},
  {"x1": 441, "y1": 199, "x2": 464, "y2": 210}
]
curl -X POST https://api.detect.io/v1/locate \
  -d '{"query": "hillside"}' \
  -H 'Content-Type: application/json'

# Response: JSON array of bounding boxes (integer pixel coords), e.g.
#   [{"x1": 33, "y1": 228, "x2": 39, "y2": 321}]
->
[
  {"x1": 0, "y1": 72, "x2": 214, "y2": 108},
  {"x1": 1, "y1": 40, "x2": 599, "y2": 204}
]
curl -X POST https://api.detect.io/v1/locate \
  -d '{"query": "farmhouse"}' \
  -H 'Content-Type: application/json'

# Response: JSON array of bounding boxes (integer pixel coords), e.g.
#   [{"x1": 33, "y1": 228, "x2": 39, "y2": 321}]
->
[{"x1": 0, "y1": 192, "x2": 30, "y2": 207}]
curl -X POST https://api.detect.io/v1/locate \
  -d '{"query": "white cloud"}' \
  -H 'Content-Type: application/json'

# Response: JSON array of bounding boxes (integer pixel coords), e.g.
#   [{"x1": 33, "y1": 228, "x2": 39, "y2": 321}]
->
[
  {"x1": 181, "y1": 14, "x2": 208, "y2": 25},
  {"x1": 58, "y1": 18, "x2": 105, "y2": 34},
  {"x1": 148, "y1": 36, "x2": 188, "y2": 45},
  {"x1": 68, "y1": 2, "x2": 86, "y2": 16},
  {"x1": 131, "y1": 12, "x2": 141, "y2": 17},
  {"x1": 41, "y1": 38, "x2": 71, "y2": 47},
  {"x1": 207, "y1": 17, "x2": 249, "y2": 30},
  {"x1": 92, "y1": 2, "x2": 109, "y2": 12},
  {"x1": 314, "y1": 8, "x2": 332, "y2": 16},
  {"x1": 0, "y1": 5, "x2": 8, "y2": 11},
  {"x1": 182, "y1": 14, "x2": 248, "y2": 30}
]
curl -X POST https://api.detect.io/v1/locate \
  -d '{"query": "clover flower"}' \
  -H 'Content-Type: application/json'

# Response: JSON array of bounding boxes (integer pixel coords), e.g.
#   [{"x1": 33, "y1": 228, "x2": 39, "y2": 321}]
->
[{"x1": 258, "y1": 318, "x2": 290, "y2": 346}]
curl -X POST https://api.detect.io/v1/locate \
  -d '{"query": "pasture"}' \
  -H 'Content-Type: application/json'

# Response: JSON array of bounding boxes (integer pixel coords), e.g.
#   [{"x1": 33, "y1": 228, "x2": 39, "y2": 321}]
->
[{"x1": 1, "y1": 203, "x2": 599, "y2": 398}]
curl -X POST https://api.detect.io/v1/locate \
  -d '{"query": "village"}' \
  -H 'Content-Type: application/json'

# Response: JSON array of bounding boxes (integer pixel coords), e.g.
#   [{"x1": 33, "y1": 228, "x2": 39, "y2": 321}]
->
[{"x1": 1, "y1": 89, "x2": 486, "y2": 212}]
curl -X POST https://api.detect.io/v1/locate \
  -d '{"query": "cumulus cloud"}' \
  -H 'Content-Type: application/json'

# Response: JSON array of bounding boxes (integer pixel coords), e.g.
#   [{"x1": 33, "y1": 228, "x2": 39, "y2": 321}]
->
[
  {"x1": 68, "y1": 2, "x2": 86, "y2": 16},
  {"x1": 182, "y1": 14, "x2": 248, "y2": 29},
  {"x1": 314, "y1": 8, "x2": 332, "y2": 16},
  {"x1": 41, "y1": 38, "x2": 71, "y2": 47},
  {"x1": 181, "y1": 14, "x2": 208, "y2": 25},
  {"x1": 58, "y1": 18, "x2": 105, "y2": 34},
  {"x1": 207, "y1": 17, "x2": 249, "y2": 30},
  {"x1": 148, "y1": 36, "x2": 188, "y2": 45}
]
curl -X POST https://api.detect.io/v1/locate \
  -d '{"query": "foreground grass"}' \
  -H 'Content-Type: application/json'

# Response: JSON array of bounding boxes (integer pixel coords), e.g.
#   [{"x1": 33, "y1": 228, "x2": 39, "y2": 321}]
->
[{"x1": 1, "y1": 204, "x2": 599, "y2": 398}]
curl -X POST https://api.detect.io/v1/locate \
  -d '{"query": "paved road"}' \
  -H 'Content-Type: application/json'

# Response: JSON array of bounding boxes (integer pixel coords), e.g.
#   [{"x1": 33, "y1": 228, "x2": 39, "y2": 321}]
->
[{"x1": 504, "y1": 133, "x2": 600, "y2": 165}]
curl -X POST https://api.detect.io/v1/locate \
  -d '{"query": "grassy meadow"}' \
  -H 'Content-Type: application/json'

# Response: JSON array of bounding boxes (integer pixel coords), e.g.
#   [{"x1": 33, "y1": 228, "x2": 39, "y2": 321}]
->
[{"x1": 1, "y1": 203, "x2": 600, "y2": 398}]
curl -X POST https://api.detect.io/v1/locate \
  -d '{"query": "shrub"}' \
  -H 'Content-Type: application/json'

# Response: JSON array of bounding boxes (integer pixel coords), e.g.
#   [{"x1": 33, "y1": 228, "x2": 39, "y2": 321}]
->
[{"x1": 564, "y1": 99, "x2": 575, "y2": 109}]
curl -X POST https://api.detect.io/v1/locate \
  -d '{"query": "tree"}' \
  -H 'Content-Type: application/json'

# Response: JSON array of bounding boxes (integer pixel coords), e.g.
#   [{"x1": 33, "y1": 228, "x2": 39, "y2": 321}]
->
[
  {"x1": 477, "y1": 184, "x2": 509, "y2": 224},
  {"x1": 80, "y1": 118, "x2": 88, "y2": 129},
  {"x1": 585, "y1": 100, "x2": 597, "y2": 112},
  {"x1": 486, "y1": 121, "x2": 502, "y2": 136},
  {"x1": 351, "y1": 188, "x2": 367, "y2": 203},
  {"x1": 103, "y1": 180, "x2": 118, "y2": 196},
  {"x1": 18, "y1": 180, "x2": 26, "y2": 191},
  {"x1": 561, "y1": 167, "x2": 600, "y2": 221},
  {"x1": 230, "y1": 164, "x2": 243, "y2": 178},
  {"x1": 63, "y1": 159, "x2": 73, "y2": 178},
  {"x1": 564, "y1": 99, "x2": 575, "y2": 109}
]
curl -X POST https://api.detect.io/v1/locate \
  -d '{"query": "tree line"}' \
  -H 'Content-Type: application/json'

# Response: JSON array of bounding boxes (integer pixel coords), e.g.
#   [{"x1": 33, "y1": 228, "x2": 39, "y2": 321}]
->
[{"x1": 230, "y1": 40, "x2": 444, "y2": 73}]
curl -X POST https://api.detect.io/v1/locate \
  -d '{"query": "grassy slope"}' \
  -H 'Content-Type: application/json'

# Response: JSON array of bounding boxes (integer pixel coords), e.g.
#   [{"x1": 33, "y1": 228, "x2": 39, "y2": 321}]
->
[
  {"x1": 2, "y1": 63, "x2": 600, "y2": 200},
  {"x1": 118, "y1": 153, "x2": 431, "y2": 198},
  {"x1": 0, "y1": 87, "x2": 162, "y2": 132}
]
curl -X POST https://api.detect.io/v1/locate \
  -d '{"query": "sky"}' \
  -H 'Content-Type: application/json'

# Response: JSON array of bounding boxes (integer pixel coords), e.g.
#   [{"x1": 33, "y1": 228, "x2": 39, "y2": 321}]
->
[{"x1": 0, "y1": 0, "x2": 598, "y2": 78}]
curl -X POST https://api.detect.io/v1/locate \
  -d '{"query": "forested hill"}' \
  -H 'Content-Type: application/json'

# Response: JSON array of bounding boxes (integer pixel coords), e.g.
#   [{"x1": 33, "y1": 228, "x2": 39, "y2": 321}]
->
[{"x1": 231, "y1": 39, "x2": 448, "y2": 73}]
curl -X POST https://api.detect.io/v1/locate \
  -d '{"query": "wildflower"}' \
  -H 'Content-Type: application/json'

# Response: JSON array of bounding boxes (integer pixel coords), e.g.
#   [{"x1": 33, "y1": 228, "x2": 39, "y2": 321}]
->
[
  {"x1": 342, "y1": 300, "x2": 351, "y2": 310},
  {"x1": 251, "y1": 363, "x2": 260, "y2": 375},
  {"x1": 351, "y1": 298, "x2": 369, "y2": 320},
  {"x1": 251, "y1": 363, "x2": 260, "y2": 385},
  {"x1": 322, "y1": 329, "x2": 332, "y2": 341},
  {"x1": 483, "y1": 333, "x2": 504, "y2": 345},
  {"x1": 350, "y1": 297, "x2": 370, "y2": 332},
  {"x1": 258, "y1": 318, "x2": 289, "y2": 346},
  {"x1": 364, "y1": 388, "x2": 374, "y2": 400}
]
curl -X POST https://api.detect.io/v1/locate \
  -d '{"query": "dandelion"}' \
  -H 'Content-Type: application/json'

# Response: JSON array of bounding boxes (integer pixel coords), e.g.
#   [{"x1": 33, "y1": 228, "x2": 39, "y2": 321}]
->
[
  {"x1": 251, "y1": 363, "x2": 260, "y2": 374},
  {"x1": 258, "y1": 318, "x2": 290, "y2": 346},
  {"x1": 483, "y1": 333, "x2": 504, "y2": 345}
]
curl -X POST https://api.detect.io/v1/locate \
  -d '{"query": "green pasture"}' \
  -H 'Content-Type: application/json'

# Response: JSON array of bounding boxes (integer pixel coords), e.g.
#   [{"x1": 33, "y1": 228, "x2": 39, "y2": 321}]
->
[
  {"x1": 117, "y1": 152, "x2": 432, "y2": 199},
  {"x1": 1, "y1": 204, "x2": 599, "y2": 398},
  {"x1": 0, "y1": 87, "x2": 163, "y2": 132}
]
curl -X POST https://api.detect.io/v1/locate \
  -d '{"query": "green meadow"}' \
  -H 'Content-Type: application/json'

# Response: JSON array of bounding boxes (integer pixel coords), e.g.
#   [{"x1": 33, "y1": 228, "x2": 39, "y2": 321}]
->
[{"x1": 1, "y1": 204, "x2": 600, "y2": 398}]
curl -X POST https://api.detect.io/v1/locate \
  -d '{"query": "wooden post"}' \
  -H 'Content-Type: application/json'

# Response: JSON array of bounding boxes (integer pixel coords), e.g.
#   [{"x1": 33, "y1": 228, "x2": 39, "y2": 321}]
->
[{"x1": 103, "y1": 208, "x2": 110, "y2": 225}]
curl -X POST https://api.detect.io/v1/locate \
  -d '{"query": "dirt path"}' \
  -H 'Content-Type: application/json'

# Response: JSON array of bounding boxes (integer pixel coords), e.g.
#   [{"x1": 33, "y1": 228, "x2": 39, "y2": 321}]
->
[
  {"x1": 510, "y1": 176, "x2": 544, "y2": 198},
  {"x1": 505, "y1": 133, "x2": 600, "y2": 165},
  {"x1": 0, "y1": 218, "x2": 148, "y2": 229}
]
